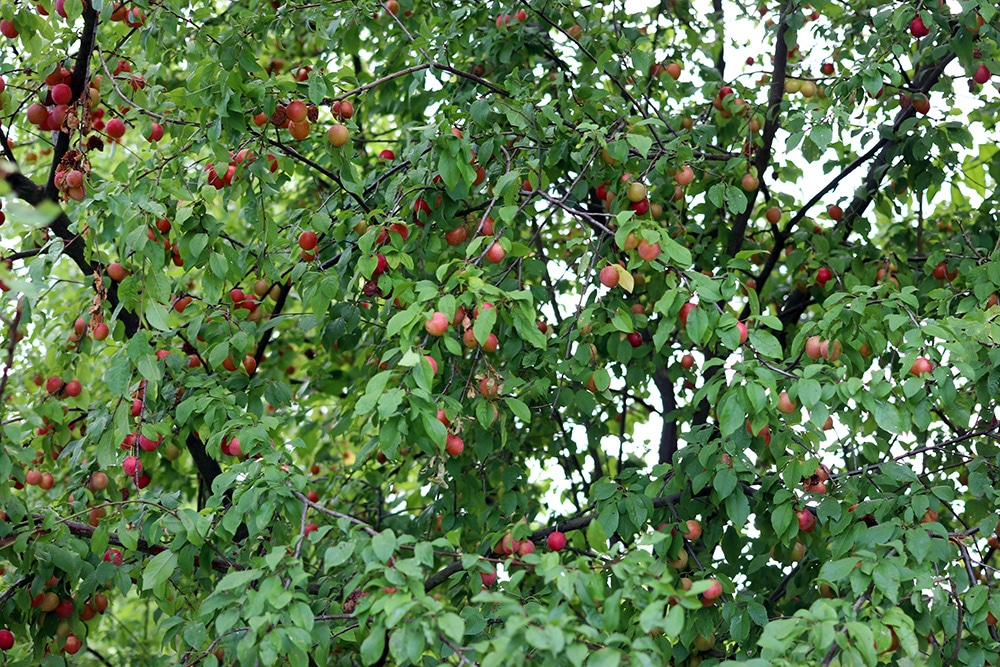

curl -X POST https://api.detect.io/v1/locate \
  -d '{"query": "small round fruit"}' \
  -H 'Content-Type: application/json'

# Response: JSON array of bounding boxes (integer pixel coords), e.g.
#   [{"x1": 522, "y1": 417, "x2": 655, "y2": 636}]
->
[
  {"x1": 599, "y1": 265, "x2": 620, "y2": 288},
  {"x1": 741, "y1": 173, "x2": 759, "y2": 191},
  {"x1": 299, "y1": 230, "x2": 318, "y2": 251},
  {"x1": 702, "y1": 579, "x2": 723, "y2": 602},
  {"x1": 547, "y1": 531, "x2": 566, "y2": 551},
  {"x1": 678, "y1": 302, "x2": 696, "y2": 326},
  {"x1": 626, "y1": 182, "x2": 647, "y2": 202},
  {"x1": 328, "y1": 124, "x2": 349, "y2": 147},
  {"x1": 445, "y1": 433, "x2": 464, "y2": 456},
  {"x1": 682, "y1": 519, "x2": 701, "y2": 540},
  {"x1": 485, "y1": 242, "x2": 506, "y2": 263},
  {"x1": 637, "y1": 239, "x2": 661, "y2": 261},
  {"x1": 816, "y1": 267, "x2": 833, "y2": 286},
  {"x1": 828, "y1": 204, "x2": 843, "y2": 221},
  {"x1": 765, "y1": 206, "x2": 781, "y2": 223},
  {"x1": 796, "y1": 508, "x2": 816, "y2": 533},
  {"x1": 777, "y1": 391, "x2": 796, "y2": 414},
  {"x1": 64, "y1": 635, "x2": 82, "y2": 655},
  {"x1": 680, "y1": 354, "x2": 695, "y2": 369},
  {"x1": 674, "y1": 165, "x2": 695, "y2": 186},
  {"x1": 46, "y1": 376, "x2": 64, "y2": 394},
  {"x1": 910, "y1": 357, "x2": 933, "y2": 376},
  {"x1": 425, "y1": 311, "x2": 449, "y2": 336},
  {"x1": 736, "y1": 321, "x2": 748, "y2": 345},
  {"x1": 0, "y1": 629, "x2": 13, "y2": 650},
  {"x1": 627, "y1": 332, "x2": 642, "y2": 348},
  {"x1": 103, "y1": 548, "x2": 124, "y2": 565},
  {"x1": 106, "y1": 118, "x2": 126, "y2": 139},
  {"x1": 64, "y1": 379, "x2": 82, "y2": 397}
]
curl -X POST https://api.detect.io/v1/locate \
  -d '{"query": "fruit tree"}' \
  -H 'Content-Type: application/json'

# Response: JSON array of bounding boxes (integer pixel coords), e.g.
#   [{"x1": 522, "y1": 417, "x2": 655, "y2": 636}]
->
[{"x1": 1, "y1": 0, "x2": 1000, "y2": 665}]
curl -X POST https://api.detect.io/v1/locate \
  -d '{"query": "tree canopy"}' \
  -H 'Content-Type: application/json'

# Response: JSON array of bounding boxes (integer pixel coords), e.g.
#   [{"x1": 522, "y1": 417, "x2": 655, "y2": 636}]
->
[{"x1": 1, "y1": 0, "x2": 1000, "y2": 665}]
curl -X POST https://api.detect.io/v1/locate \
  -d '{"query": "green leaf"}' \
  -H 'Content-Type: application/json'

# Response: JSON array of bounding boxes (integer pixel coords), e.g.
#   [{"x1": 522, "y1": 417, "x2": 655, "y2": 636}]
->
[
  {"x1": 438, "y1": 612, "x2": 465, "y2": 643},
  {"x1": 360, "y1": 625, "x2": 386, "y2": 666},
  {"x1": 142, "y1": 550, "x2": 178, "y2": 591},
  {"x1": 215, "y1": 568, "x2": 262, "y2": 592},
  {"x1": 873, "y1": 401, "x2": 905, "y2": 434},
  {"x1": 372, "y1": 530, "x2": 396, "y2": 562}
]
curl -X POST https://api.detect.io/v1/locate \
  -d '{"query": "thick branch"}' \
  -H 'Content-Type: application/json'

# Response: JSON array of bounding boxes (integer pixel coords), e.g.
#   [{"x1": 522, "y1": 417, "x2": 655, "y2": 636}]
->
[{"x1": 726, "y1": 0, "x2": 792, "y2": 258}]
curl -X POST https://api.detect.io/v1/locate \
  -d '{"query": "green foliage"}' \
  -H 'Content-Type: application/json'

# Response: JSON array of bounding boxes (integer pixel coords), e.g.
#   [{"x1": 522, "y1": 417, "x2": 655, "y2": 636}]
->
[{"x1": 1, "y1": 0, "x2": 1000, "y2": 665}]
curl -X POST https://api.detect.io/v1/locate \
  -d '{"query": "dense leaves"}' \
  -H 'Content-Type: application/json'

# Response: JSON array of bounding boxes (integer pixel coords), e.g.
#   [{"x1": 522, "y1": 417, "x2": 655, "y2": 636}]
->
[{"x1": 1, "y1": 0, "x2": 1000, "y2": 665}]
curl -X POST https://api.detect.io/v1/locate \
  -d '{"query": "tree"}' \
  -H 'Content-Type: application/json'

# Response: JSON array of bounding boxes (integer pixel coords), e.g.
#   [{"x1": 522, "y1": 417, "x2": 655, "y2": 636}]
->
[{"x1": 0, "y1": 0, "x2": 998, "y2": 664}]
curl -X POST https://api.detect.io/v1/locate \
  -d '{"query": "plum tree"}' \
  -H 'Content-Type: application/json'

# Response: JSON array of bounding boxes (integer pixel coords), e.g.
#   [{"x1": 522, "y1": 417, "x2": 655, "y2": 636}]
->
[{"x1": 0, "y1": 1, "x2": 997, "y2": 666}]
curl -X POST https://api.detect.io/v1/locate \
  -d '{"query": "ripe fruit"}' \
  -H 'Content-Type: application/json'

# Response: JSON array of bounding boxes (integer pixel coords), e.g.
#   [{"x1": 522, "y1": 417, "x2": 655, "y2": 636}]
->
[
  {"x1": 816, "y1": 267, "x2": 833, "y2": 286},
  {"x1": 445, "y1": 433, "x2": 464, "y2": 456},
  {"x1": 665, "y1": 63, "x2": 681, "y2": 80},
  {"x1": 678, "y1": 302, "x2": 696, "y2": 326},
  {"x1": 51, "y1": 83, "x2": 72, "y2": 105},
  {"x1": 806, "y1": 336, "x2": 823, "y2": 360},
  {"x1": 147, "y1": 122, "x2": 164, "y2": 142},
  {"x1": 637, "y1": 239, "x2": 661, "y2": 261},
  {"x1": 485, "y1": 242, "x2": 506, "y2": 263},
  {"x1": 702, "y1": 579, "x2": 723, "y2": 603},
  {"x1": 599, "y1": 265, "x2": 619, "y2": 288},
  {"x1": 103, "y1": 548, "x2": 124, "y2": 565},
  {"x1": 480, "y1": 569, "x2": 498, "y2": 587},
  {"x1": 89, "y1": 471, "x2": 109, "y2": 491},
  {"x1": 64, "y1": 635, "x2": 82, "y2": 655},
  {"x1": 547, "y1": 531, "x2": 566, "y2": 551},
  {"x1": 974, "y1": 64, "x2": 992, "y2": 85},
  {"x1": 425, "y1": 311, "x2": 449, "y2": 336},
  {"x1": 911, "y1": 94, "x2": 930, "y2": 114},
  {"x1": 424, "y1": 355, "x2": 438, "y2": 376},
  {"x1": 910, "y1": 357, "x2": 933, "y2": 376},
  {"x1": 107, "y1": 262, "x2": 128, "y2": 281},
  {"x1": 46, "y1": 376, "x2": 64, "y2": 394},
  {"x1": 106, "y1": 118, "x2": 126, "y2": 139},
  {"x1": 741, "y1": 173, "x2": 759, "y2": 191},
  {"x1": 736, "y1": 321, "x2": 748, "y2": 345},
  {"x1": 674, "y1": 165, "x2": 695, "y2": 186},
  {"x1": 123, "y1": 456, "x2": 142, "y2": 477},
  {"x1": 445, "y1": 226, "x2": 468, "y2": 246},
  {"x1": 286, "y1": 100, "x2": 307, "y2": 123},
  {"x1": 0, "y1": 629, "x2": 13, "y2": 650},
  {"x1": 0, "y1": 19, "x2": 18, "y2": 38},
  {"x1": 777, "y1": 391, "x2": 796, "y2": 414},
  {"x1": 828, "y1": 204, "x2": 843, "y2": 220},
  {"x1": 682, "y1": 519, "x2": 701, "y2": 540},
  {"x1": 821, "y1": 62, "x2": 834, "y2": 76},
  {"x1": 299, "y1": 230, "x2": 318, "y2": 251},
  {"x1": 680, "y1": 354, "x2": 695, "y2": 369},
  {"x1": 909, "y1": 15, "x2": 929, "y2": 38},
  {"x1": 765, "y1": 206, "x2": 781, "y2": 223},
  {"x1": 328, "y1": 124, "x2": 349, "y2": 146},
  {"x1": 627, "y1": 332, "x2": 642, "y2": 348},
  {"x1": 932, "y1": 261, "x2": 957, "y2": 281},
  {"x1": 378, "y1": 149, "x2": 395, "y2": 161},
  {"x1": 797, "y1": 508, "x2": 816, "y2": 533}
]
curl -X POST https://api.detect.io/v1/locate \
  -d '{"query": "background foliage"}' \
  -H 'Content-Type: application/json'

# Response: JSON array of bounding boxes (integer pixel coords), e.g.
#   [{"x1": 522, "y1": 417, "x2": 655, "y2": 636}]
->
[{"x1": 1, "y1": 0, "x2": 1000, "y2": 665}]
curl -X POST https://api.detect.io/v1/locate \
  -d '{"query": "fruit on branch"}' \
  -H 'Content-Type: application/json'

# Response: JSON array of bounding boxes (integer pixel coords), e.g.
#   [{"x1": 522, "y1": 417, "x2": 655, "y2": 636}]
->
[
  {"x1": 765, "y1": 206, "x2": 781, "y2": 224},
  {"x1": 547, "y1": 531, "x2": 566, "y2": 551},
  {"x1": 816, "y1": 267, "x2": 832, "y2": 286},
  {"x1": 0, "y1": 19, "x2": 18, "y2": 38},
  {"x1": 821, "y1": 62, "x2": 834, "y2": 75},
  {"x1": 626, "y1": 332, "x2": 642, "y2": 348},
  {"x1": 678, "y1": 302, "x2": 696, "y2": 326},
  {"x1": 106, "y1": 118, "x2": 126, "y2": 139},
  {"x1": 777, "y1": 391, "x2": 796, "y2": 414},
  {"x1": 64, "y1": 379, "x2": 82, "y2": 397},
  {"x1": 746, "y1": 420, "x2": 771, "y2": 446},
  {"x1": 46, "y1": 376, "x2": 64, "y2": 394},
  {"x1": 680, "y1": 354, "x2": 695, "y2": 369},
  {"x1": 682, "y1": 519, "x2": 701, "y2": 540},
  {"x1": 0, "y1": 630, "x2": 13, "y2": 651},
  {"x1": 63, "y1": 635, "x2": 82, "y2": 655},
  {"x1": 479, "y1": 377, "x2": 501, "y2": 399},
  {"x1": 674, "y1": 165, "x2": 695, "y2": 186},
  {"x1": 327, "y1": 124, "x2": 349, "y2": 146},
  {"x1": 123, "y1": 456, "x2": 142, "y2": 477},
  {"x1": 973, "y1": 64, "x2": 992, "y2": 84},
  {"x1": 599, "y1": 265, "x2": 620, "y2": 288},
  {"x1": 480, "y1": 568, "x2": 497, "y2": 587},
  {"x1": 485, "y1": 242, "x2": 506, "y2": 263},
  {"x1": 103, "y1": 548, "x2": 124, "y2": 565},
  {"x1": 736, "y1": 321, "x2": 748, "y2": 345},
  {"x1": 909, "y1": 357, "x2": 933, "y2": 376},
  {"x1": 932, "y1": 262, "x2": 957, "y2": 281},
  {"x1": 425, "y1": 312, "x2": 449, "y2": 336},
  {"x1": 147, "y1": 122, "x2": 164, "y2": 142},
  {"x1": 701, "y1": 579, "x2": 723, "y2": 605},
  {"x1": 741, "y1": 173, "x2": 759, "y2": 191},
  {"x1": 828, "y1": 204, "x2": 843, "y2": 221},
  {"x1": 445, "y1": 433, "x2": 464, "y2": 456},
  {"x1": 909, "y1": 15, "x2": 929, "y2": 38},
  {"x1": 911, "y1": 94, "x2": 930, "y2": 114},
  {"x1": 796, "y1": 508, "x2": 816, "y2": 533}
]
